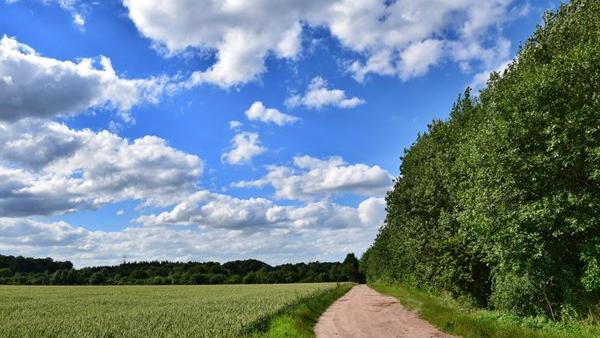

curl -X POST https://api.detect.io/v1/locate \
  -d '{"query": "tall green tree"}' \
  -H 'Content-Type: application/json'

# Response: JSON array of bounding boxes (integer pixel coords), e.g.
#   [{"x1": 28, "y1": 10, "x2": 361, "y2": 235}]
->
[{"x1": 362, "y1": 0, "x2": 600, "y2": 318}]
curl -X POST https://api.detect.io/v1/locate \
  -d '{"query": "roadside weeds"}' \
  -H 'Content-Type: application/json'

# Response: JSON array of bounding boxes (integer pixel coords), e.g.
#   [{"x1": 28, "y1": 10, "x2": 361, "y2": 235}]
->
[
  {"x1": 245, "y1": 283, "x2": 354, "y2": 338},
  {"x1": 371, "y1": 283, "x2": 600, "y2": 338}
]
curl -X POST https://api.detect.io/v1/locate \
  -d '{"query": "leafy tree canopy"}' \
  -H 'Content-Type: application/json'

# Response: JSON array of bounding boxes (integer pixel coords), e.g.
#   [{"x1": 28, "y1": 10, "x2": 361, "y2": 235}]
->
[{"x1": 361, "y1": 0, "x2": 600, "y2": 320}]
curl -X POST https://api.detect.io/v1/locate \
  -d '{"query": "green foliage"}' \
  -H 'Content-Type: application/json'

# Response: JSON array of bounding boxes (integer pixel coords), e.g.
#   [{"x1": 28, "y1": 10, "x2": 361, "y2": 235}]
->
[
  {"x1": 0, "y1": 253, "x2": 365, "y2": 286},
  {"x1": 88, "y1": 270, "x2": 107, "y2": 285},
  {"x1": 0, "y1": 283, "x2": 341, "y2": 337},
  {"x1": 371, "y1": 283, "x2": 600, "y2": 338},
  {"x1": 0, "y1": 268, "x2": 11, "y2": 278},
  {"x1": 259, "y1": 283, "x2": 353, "y2": 338},
  {"x1": 362, "y1": 0, "x2": 600, "y2": 320},
  {"x1": 582, "y1": 241, "x2": 600, "y2": 291},
  {"x1": 342, "y1": 253, "x2": 365, "y2": 283},
  {"x1": 0, "y1": 254, "x2": 72, "y2": 274}
]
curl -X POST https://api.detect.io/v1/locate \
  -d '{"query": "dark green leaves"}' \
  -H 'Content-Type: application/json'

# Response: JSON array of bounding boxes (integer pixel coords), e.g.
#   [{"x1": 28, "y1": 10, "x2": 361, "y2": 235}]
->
[{"x1": 362, "y1": 0, "x2": 600, "y2": 319}]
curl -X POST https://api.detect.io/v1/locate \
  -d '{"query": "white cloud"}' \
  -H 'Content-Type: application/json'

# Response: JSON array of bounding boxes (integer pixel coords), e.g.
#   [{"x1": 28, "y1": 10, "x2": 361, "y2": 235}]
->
[
  {"x1": 398, "y1": 39, "x2": 444, "y2": 80},
  {"x1": 0, "y1": 218, "x2": 88, "y2": 246},
  {"x1": 0, "y1": 202, "x2": 384, "y2": 267},
  {"x1": 0, "y1": 36, "x2": 168, "y2": 122},
  {"x1": 0, "y1": 119, "x2": 203, "y2": 216},
  {"x1": 320, "y1": 0, "x2": 517, "y2": 82},
  {"x1": 0, "y1": 188, "x2": 387, "y2": 267},
  {"x1": 358, "y1": 197, "x2": 386, "y2": 226},
  {"x1": 5, "y1": 0, "x2": 86, "y2": 27},
  {"x1": 73, "y1": 13, "x2": 85, "y2": 27},
  {"x1": 244, "y1": 101, "x2": 299, "y2": 126},
  {"x1": 136, "y1": 190, "x2": 385, "y2": 232},
  {"x1": 228, "y1": 120, "x2": 243, "y2": 130},
  {"x1": 123, "y1": 0, "x2": 309, "y2": 88},
  {"x1": 221, "y1": 132, "x2": 267, "y2": 165},
  {"x1": 184, "y1": 29, "x2": 270, "y2": 88},
  {"x1": 133, "y1": 192, "x2": 387, "y2": 263},
  {"x1": 233, "y1": 155, "x2": 393, "y2": 200},
  {"x1": 285, "y1": 77, "x2": 365, "y2": 109},
  {"x1": 123, "y1": 0, "x2": 520, "y2": 87},
  {"x1": 54, "y1": 0, "x2": 86, "y2": 27},
  {"x1": 471, "y1": 59, "x2": 513, "y2": 89},
  {"x1": 136, "y1": 190, "x2": 274, "y2": 228}
]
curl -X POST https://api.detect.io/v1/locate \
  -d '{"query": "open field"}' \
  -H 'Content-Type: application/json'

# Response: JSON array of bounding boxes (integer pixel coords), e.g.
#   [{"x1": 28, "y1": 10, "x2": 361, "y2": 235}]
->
[{"x1": 0, "y1": 283, "x2": 343, "y2": 337}]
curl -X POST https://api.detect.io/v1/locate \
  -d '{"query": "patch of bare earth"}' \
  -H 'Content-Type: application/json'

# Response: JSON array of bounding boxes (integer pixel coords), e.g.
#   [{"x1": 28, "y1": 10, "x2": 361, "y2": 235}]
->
[{"x1": 315, "y1": 284, "x2": 457, "y2": 338}]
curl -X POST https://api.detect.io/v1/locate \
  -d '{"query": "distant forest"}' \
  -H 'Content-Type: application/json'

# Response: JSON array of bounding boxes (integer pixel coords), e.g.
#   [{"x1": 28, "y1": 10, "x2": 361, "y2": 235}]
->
[
  {"x1": 361, "y1": 0, "x2": 600, "y2": 320},
  {"x1": 0, "y1": 254, "x2": 364, "y2": 285}
]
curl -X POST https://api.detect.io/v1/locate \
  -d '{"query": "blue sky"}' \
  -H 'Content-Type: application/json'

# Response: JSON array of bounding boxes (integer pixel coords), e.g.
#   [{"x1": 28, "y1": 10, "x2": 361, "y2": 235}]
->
[{"x1": 0, "y1": 0, "x2": 558, "y2": 267}]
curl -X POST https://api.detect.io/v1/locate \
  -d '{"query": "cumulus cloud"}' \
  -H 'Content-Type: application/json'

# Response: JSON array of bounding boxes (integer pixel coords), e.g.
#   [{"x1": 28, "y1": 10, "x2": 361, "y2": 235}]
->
[
  {"x1": 136, "y1": 190, "x2": 385, "y2": 232},
  {"x1": 123, "y1": 0, "x2": 306, "y2": 88},
  {"x1": 133, "y1": 192, "x2": 387, "y2": 266},
  {"x1": 123, "y1": 0, "x2": 521, "y2": 86},
  {"x1": 286, "y1": 77, "x2": 365, "y2": 109},
  {"x1": 0, "y1": 120, "x2": 203, "y2": 217},
  {"x1": 233, "y1": 155, "x2": 393, "y2": 200},
  {"x1": 0, "y1": 203, "x2": 384, "y2": 267},
  {"x1": 397, "y1": 39, "x2": 444, "y2": 80},
  {"x1": 221, "y1": 132, "x2": 266, "y2": 165},
  {"x1": 244, "y1": 101, "x2": 299, "y2": 126},
  {"x1": 0, "y1": 218, "x2": 88, "y2": 246},
  {"x1": 358, "y1": 197, "x2": 386, "y2": 226},
  {"x1": 0, "y1": 36, "x2": 168, "y2": 122},
  {"x1": 0, "y1": 192, "x2": 386, "y2": 267},
  {"x1": 324, "y1": 0, "x2": 519, "y2": 82},
  {"x1": 136, "y1": 190, "x2": 274, "y2": 228},
  {"x1": 0, "y1": 218, "x2": 210, "y2": 266}
]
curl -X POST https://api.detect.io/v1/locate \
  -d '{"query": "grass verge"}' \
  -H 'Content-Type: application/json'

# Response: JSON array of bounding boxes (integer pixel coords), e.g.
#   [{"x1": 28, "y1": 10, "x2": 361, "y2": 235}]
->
[
  {"x1": 371, "y1": 283, "x2": 600, "y2": 338},
  {"x1": 249, "y1": 283, "x2": 354, "y2": 338}
]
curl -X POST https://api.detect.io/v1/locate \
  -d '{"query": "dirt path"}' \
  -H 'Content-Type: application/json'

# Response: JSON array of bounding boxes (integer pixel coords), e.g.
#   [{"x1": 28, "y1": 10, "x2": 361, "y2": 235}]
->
[{"x1": 315, "y1": 285, "x2": 456, "y2": 338}]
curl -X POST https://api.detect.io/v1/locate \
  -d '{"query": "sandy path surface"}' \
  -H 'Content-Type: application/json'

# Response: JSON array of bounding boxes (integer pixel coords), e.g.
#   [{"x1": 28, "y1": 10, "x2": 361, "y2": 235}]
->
[{"x1": 315, "y1": 285, "x2": 456, "y2": 338}]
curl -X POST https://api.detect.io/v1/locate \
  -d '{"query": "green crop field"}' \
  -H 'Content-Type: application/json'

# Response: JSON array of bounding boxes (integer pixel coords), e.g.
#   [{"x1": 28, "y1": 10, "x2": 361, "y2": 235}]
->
[{"x1": 0, "y1": 283, "x2": 341, "y2": 337}]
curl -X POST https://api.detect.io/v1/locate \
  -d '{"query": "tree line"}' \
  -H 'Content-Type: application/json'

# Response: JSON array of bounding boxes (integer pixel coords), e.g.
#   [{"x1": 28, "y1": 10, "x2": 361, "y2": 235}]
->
[
  {"x1": 0, "y1": 253, "x2": 364, "y2": 285},
  {"x1": 361, "y1": 0, "x2": 600, "y2": 320}
]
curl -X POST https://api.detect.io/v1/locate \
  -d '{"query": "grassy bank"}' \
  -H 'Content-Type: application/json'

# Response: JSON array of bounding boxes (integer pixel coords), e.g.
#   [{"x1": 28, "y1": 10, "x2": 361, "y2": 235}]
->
[
  {"x1": 371, "y1": 283, "x2": 600, "y2": 338},
  {"x1": 256, "y1": 283, "x2": 353, "y2": 337}
]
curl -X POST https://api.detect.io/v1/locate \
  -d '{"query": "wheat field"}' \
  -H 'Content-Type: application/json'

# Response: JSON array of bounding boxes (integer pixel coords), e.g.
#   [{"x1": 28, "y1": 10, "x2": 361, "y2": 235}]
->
[{"x1": 0, "y1": 283, "x2": 340, "y2": 337}]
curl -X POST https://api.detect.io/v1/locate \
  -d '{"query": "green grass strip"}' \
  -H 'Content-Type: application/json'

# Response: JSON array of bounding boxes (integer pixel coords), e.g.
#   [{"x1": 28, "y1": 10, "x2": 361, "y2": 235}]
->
[
  {"x1": 249, "y1": 283, "x2": 353, "y2": 338},
  {"x1": 370, "y1": 283, "x2": 600, "y2": 338}
]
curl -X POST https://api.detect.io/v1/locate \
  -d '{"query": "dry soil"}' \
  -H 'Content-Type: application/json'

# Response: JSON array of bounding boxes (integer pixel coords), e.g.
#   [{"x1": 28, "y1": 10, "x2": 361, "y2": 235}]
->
[{"x1": 315, "y1": 284, "x2": 456, "y2": 338}]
